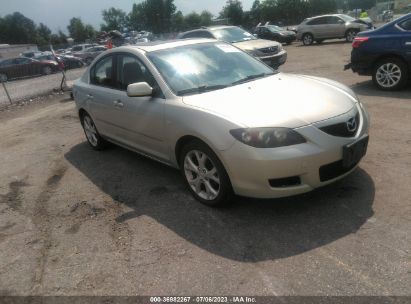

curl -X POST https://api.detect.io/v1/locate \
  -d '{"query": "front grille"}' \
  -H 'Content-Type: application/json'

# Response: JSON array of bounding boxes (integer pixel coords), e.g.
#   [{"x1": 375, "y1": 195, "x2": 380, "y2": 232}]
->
[
  {"x1": 269, "y1": 176, "x2": 301, "y2": 188},
  {"x1": 319, "y1": 112, "x2": 360, "y2": 137},
  {"x1": 319, "y1": 160, "x2": 358, "y2": 182},
  {"x1": 259, "y1": 46, "x2": 279, "y2": 55}
]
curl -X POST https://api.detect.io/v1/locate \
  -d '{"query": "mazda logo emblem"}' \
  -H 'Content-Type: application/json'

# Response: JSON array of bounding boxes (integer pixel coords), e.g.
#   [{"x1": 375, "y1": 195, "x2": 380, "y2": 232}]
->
[{"x1": 346, "y1": 117, "x2": 357, "y2": 133}]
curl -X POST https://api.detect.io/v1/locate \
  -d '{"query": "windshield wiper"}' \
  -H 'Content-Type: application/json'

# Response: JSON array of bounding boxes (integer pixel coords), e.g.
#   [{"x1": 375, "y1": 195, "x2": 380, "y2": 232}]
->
[
  {"x1": 231, "y1": 72, "x2": 275, "y2": 86},
  {"x1": 177, "y1": 84, "x2": 228, "y2": 96}
]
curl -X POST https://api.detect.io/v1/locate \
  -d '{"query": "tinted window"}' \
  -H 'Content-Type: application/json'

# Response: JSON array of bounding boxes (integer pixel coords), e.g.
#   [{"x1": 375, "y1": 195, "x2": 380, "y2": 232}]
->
[
  {"x1": 15, "y1": 58, "x2": 31, "y2": 64},
  {"x1": 398, "y1": 19, "x2": 411, "y2": 31},
  {"x1": 91, "y1": 56, "x2": 115, "y2": 88},
  {"x1": 307, "y1": 17, "x2": 328, "y2": 25},
  {"x1": 327, "y1": 16, "x2": 343, "y2": 24},
  {"x1": 116, "y1": 54, "x2": 156, "y2": 90},
  {"x1": 72, "y1": 46, "x2": 83, "y2": 52}
]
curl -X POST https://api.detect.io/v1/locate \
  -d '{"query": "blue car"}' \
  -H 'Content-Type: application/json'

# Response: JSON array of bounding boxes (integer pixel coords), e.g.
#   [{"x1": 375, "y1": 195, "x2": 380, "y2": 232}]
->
[{"x1": 346, "y1": 13, "x2": 411, "y2": 90}]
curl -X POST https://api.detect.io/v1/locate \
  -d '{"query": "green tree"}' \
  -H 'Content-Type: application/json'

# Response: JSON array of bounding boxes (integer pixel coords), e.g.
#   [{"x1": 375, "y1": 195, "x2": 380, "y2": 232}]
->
[
  {"x1": 220, "y1": 0, "x2": 244, "y2": 25},
  {"x1": 36, "y1": 23, "x2": 52, "y2": 46},
  {"x1": 0, "y1": 12, "x2": 37, "y2": 44},
  {"x1": 67, "y1": 17, "x2": 96, "y2": 42},
  {"x1": 128, "y1": 3, "x2": 147, "y2": 31},
  {"x1": 101, "y1": 7, "x2": 128, "y2": 32},
  {"x1": 200, "y1": 10, "x2": 213, "y2": 26},
  {"x1": 250, "y1": 0, "x2": 262, "y2": 24},
  {"x1": 184, "y1": 12, "x2": 202, "y2": 29}
]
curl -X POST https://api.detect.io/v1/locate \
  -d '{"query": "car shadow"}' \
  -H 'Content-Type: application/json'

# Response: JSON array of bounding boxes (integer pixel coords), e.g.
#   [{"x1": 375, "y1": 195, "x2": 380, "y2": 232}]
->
[
  {"x1": 351, "y1": 80, "x2": 411, "y2": 99},
  {"x1": 65, "y1": 142, "x2": 375, "y2": 262}
]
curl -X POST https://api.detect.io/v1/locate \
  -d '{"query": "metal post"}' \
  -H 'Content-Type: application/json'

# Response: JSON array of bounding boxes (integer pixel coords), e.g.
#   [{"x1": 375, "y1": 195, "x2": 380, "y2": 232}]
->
[{"x1": 1, "y1": 80, "x2": 12, "y2": 105}]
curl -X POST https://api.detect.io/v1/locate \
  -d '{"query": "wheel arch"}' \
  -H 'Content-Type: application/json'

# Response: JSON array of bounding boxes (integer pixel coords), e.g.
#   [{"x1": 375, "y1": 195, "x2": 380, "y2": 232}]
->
[{"x1": 373, "y1": 54, "x2": 409, "y2": 71}]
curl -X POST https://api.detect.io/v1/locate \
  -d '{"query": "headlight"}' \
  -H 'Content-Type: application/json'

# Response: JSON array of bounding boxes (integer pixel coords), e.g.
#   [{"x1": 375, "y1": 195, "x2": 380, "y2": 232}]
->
[{"x1": 230, "y1": 128, "x2": 306, "y2": 148}]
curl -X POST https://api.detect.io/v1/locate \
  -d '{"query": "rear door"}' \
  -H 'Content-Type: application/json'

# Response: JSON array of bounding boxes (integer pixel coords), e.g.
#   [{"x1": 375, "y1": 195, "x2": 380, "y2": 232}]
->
[
  {"x1": 307, "y1": 17, "x2": 329, "y2": 39},
  {"x1": 326, "y1": 16, "x2": 346, "y2": 38},
  {"x1": 87, "y1": 55, "x2": 122, "y2": 140}
]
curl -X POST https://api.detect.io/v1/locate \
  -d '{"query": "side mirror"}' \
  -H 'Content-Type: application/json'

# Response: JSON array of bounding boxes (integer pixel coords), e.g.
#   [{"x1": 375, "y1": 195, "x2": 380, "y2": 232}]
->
[{"x1": 127, "y1": 82, "x2": 153, "y2": 97}]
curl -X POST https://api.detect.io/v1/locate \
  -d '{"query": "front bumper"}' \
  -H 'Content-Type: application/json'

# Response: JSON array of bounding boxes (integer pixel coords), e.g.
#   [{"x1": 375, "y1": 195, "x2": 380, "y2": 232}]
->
[
  {"x1": 219, "y1": 103, "x2": 369, "y2": 199},
  {"x1": 259, "y1": 50, "x2": 287, "y2": 68}
]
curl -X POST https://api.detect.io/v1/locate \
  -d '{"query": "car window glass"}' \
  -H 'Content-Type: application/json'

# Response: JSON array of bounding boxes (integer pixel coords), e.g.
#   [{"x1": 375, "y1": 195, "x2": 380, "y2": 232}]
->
[
  {"x1": 116, "y1": 54, "x2": 156, "y2": 91},
  {"x1": 91, "y1": 56, "x2": 115, "y2": 88},
  {"x1": 307, "y1": 17, "x2": 328, "y2": 25},
  {"x1": 72, "y1": 46, "x2": 82, "y2": 52},
  {"x1": 398, "y1": 19, "x2": 411, "y2": 31},
  {"x1": 15, "y1": 58, "x2": 31, "y2": 64},
  {"x1": 183, "y1": 31, "x2": 204, "y2": 38},
  {"x1": 328, "y1": 16, "x2": 342, "y2": 24}
]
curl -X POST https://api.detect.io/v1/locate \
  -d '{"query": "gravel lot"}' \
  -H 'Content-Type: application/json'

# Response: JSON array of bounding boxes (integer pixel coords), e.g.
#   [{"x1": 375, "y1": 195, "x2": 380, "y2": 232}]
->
[
  {"x1": 0, "y1": 41, "x2": 410, "y2": 296},
  {"x1": 0, "y1": 68, "x2": 85, "y2": 106}
]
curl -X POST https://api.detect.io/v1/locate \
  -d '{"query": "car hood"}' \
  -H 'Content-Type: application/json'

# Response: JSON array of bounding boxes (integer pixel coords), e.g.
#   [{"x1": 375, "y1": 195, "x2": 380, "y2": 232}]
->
[
  {"x1": 232, "y1": 39, "x2": 281, "y2": 51},
  {"x1": 182, "y1": 73, "x2": 357, "y2": 128}
]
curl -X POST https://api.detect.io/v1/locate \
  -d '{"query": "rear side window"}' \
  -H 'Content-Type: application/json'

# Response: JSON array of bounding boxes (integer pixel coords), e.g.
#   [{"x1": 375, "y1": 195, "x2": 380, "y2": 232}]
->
[
  {"x1": 307, "y1": 17, "x2": 328, "y2": 25},
  {"x1": 90, "y1": 56, "x2": 115, "y2": 88},
  {"x1": 183, "y1": 31, "x2": 213, "y2": 39},
  {"x1": 327, "y1": 16, "x2": 343, "y2": 24},
  {"x1": 398, "y1": 19, "x2": 411, "y2": 31}
]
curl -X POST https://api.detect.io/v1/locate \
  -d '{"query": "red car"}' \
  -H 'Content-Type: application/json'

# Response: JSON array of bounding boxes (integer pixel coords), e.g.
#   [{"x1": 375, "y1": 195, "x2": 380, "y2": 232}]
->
[{"x1": 0, "y1": 57, "x2": 59, "y2": 82}]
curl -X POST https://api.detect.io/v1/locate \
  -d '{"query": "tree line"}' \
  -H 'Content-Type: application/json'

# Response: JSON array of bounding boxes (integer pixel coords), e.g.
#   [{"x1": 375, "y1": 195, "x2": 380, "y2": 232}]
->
[{"x1": 0, "y1": 0, "x2": 376, "y2": 46}]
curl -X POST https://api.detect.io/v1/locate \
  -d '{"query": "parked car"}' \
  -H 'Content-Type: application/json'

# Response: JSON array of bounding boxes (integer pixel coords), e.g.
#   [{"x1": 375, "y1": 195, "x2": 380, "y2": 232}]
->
[
  {"x1": 345, "y1": 13, "x2": 411, "y2": 91},
  {"x1": 72, "y1": 44, "x2": 98, "y2": 53},
  {"x1": 178, "y1": 26, "x2": 287, "y2": 68},
  {"x1": 254, "y1": 25, "x2": 297, "y2": 44},
  {"x1": 74, "y1": 46, "x2": 107, "y2": 65},
  {"x1": 297, "y1": 14, "x2": 373, "y2": 45},
  {"x1": 73, "y1": 39, "x2": 369, "y2": 206},
  {"x1": 36, "y1": 54, "x2": 85, "y2": 70},
  {"x1": 0, "y1": 57, "x2": 59, "y2": 82},
  {"x1": 20, "y1": 51, "x2": 43, "y2": 58}
]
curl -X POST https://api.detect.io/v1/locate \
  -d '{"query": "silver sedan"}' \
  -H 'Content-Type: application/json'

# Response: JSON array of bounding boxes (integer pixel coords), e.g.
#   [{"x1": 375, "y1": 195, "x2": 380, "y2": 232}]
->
[{"x1": 73, "y1": 39, "x2": 370, "y2": 206}]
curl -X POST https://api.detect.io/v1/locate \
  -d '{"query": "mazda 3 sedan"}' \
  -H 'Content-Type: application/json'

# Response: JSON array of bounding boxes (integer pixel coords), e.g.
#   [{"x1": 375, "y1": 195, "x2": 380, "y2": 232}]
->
[{"x1": 73, "y1": 39, "x2": 370, "y2": 206}]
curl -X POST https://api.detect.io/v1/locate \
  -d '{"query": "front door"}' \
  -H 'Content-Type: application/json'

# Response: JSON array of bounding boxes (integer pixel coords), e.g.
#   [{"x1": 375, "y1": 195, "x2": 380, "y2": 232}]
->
[{"x1": 110, "y1": 53, "x2": 167, "y2": 161}]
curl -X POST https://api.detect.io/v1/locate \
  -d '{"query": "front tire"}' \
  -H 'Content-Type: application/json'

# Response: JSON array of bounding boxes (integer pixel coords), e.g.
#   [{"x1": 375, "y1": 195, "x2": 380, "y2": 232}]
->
[
  {"x1": 81, "y1": 113, "x2": 108, "y2": 150},
  {"x1": 180, "y1": 140, "x2": 233, "y2": 207},
  {"x1": 302, "y1": 33, "x2": 314, "y2": 46},
  {"x1": 372, "y1": 57, "x2": 409, "y2": 91}
]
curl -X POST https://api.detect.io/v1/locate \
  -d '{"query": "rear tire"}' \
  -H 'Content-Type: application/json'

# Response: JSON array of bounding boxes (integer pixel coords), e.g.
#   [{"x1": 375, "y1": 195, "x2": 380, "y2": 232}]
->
[
  {"x1": 179, "y1": 140, "x2": 233, "y2": 207},
  {"x1": 302, "y1": 33, "x2": 314, "y2": 46},
  {"x1": 80, "y1": 112, "x2": 108, "y2": 150},
  {"x1": 0, "y1": 73, "x2": 8, "y2": 82},
  {"x1": 345, "y1": 29, "x2": 358, "y2": 42},
  {"x1": 372, "y1": 57, "x2": 409, "y2": 91},
  {"x1": 43, "y1": 66, "x2": 52, "y2": 75}
]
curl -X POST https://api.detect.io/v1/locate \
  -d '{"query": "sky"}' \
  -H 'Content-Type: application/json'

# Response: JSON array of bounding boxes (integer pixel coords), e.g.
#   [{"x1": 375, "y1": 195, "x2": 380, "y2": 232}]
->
[{"x1": 0, "y1": 0, "x2": 255, "y2": 33}]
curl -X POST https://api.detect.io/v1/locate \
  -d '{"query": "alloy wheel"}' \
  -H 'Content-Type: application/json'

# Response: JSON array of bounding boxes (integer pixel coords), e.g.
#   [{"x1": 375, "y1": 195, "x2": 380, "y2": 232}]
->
[
  {"x1": 346, "y1": 30, "x2": 357, "y2": 42},
  {"x1": 303, "y1": 34, "x2": 313, "y2": 45},
  {"x1": 184, "y1": 150, "x2": 220, "y2": 201},
  {"x1": 83, "y1": 115, "x2": 98, "y2": 147},
  {"x1": 376, "y1": 63, "x2": 402, "y2": 88}
]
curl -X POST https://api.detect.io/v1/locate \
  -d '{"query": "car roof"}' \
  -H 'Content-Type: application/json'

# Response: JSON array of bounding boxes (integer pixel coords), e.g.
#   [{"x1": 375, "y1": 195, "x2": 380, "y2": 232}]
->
[{"x1": 120, "y1": 39, "x2": 216, "y2": 52}]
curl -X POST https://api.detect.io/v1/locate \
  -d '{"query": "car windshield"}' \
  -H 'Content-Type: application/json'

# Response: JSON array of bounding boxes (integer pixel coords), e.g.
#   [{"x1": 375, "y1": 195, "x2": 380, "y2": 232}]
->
[
  {"x1": 147, "y1": 42, "x2": 275, "y2": 96},
  {"x1": 267, "y1": 25, "x2": 283, "y2": 32},
  {"x1": 339, "y1": 15, "x2": 356, "y2": 22},
  {"x1": 210, "y1": 27, "x2": 256, "y2": 43}
]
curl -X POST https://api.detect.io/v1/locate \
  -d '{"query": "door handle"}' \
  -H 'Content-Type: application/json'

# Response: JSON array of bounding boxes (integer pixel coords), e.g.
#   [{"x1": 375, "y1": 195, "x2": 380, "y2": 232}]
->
[
  {"x1": 114, "y1": 100, "x2": 124, "y2": 108},
  {"x1": 86, "y1": 93, "x2": 93, "y2": 99}
]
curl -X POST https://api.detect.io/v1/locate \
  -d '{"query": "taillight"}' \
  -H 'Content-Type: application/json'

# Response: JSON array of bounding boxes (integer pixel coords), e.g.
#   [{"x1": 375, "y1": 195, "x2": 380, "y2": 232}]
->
[{"x1": 352, "y1": 37, "x2": 369, "y2": 48}]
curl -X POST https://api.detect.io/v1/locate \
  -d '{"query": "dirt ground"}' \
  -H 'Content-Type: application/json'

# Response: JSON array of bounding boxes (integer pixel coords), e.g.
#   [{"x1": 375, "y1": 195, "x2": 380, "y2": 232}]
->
[{"x1": 0, "y1": 41, "x2": 410, "y2": 296}]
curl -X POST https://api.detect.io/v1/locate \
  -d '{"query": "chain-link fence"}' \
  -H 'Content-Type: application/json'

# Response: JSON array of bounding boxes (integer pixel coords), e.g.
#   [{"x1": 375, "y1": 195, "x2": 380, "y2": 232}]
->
[{"x1": 0, "y1": 58, "x2": 86, "y2": 107}]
